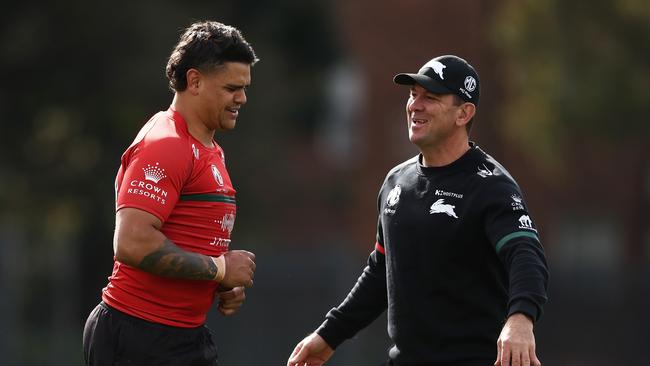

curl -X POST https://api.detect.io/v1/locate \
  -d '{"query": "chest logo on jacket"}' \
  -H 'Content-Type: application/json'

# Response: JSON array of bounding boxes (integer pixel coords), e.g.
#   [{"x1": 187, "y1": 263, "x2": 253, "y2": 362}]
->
[
  {"x1": 384, "y1": 185, "x2": 401, "y2": 215},
  {"x1": 429, "y1": 199, "x2": 458, "y2": 218}
]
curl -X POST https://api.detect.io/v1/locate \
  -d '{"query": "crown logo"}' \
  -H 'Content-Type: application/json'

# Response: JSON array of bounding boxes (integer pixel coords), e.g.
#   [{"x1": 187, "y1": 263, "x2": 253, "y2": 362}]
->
[{"x1": 143, "y1": 162, "x2": 167, "y2": 183}]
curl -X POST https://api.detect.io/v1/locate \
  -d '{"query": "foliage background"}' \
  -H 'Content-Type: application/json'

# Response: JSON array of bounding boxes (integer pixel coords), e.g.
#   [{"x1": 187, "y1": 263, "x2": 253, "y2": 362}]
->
[{"x1": 1, "y1": 0, "x2": 648, "y2": 364}]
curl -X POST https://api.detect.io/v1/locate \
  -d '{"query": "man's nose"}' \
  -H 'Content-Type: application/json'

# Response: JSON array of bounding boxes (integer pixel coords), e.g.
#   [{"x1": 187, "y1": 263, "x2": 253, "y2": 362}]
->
[
  {"x1": 234, "y1": 90, "x2": 247, "y2": 105},
  {"x1": 407, "y1": 96, "x2": 423, "y2": 112}
]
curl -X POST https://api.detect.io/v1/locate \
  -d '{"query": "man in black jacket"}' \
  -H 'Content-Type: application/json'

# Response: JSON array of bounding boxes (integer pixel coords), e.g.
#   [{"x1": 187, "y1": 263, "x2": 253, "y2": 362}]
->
[{"x1": 287, "y1": 55, "x2": 549, "y2": 366}]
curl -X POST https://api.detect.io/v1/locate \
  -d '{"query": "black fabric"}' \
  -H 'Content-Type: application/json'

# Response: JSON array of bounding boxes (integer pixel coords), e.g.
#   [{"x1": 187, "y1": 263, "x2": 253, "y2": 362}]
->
[
  {"x1": 394, "y1": 55, "x2": 480, "y2": 106},
  {"x1": 317, "y1": 143, "x2": 549, "y2": 365},
  {"x1": 83, "y1": 302, "x2": 218, "y2": 366}
]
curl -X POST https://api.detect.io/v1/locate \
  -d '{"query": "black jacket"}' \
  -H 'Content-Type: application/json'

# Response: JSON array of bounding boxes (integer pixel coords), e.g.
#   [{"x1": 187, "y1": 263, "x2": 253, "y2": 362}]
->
[{"x1": 317, "y1": 144, "x2": 549, "y2": 365}]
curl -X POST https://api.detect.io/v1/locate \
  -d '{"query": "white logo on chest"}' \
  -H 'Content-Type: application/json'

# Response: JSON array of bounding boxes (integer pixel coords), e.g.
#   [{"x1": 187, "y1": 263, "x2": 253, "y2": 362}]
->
[
  {"x1": 429, "y1": 199, "x2": 458, "y2": 218},
  {"x1": 211, "y1": 164, "x2": 224, "y2": 186},
  {"x1": 386, "y1": 185, "x2": 401, "y2": 207},
  {"x1": 383, "y1": 185, "x2": 401, "y2": 215}
]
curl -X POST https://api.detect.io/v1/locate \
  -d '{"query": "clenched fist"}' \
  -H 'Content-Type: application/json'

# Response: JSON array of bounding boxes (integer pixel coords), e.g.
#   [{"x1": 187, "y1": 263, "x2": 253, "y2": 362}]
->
[{"x1": 221, "y1": 250, "x2": 256, "y2": 288}]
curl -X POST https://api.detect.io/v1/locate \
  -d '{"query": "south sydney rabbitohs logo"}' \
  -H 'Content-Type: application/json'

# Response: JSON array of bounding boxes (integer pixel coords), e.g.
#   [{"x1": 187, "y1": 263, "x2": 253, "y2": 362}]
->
[
  {"x1": 384, "y1": 185, "x2": 401, "y2": 214},
  {"x1": 211, "y1": 165, "x2": 224, "y2": 186},
  {"x1": 126, "y1": 162, "x2": 168, "y2": 205},
  {"x1": 423, "y1": 60, "x2": 446, "y2": 79},
  {"x1": 429, "y1": 199, "x2": 458, "y2": 219}
]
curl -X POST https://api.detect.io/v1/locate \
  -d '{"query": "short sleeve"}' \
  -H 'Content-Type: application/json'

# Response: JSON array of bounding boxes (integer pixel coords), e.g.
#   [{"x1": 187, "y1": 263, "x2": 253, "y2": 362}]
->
[{"x1": 116, "y1": 137, "x2": 191, "y2": 223}]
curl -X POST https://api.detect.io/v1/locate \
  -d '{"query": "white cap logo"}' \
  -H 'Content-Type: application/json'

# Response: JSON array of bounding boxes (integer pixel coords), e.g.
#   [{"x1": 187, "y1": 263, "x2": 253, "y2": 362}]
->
[
  {"x1": 422, "y1": 60, "x2": 446, "y2": 80},
  {"x1": 464, "y1": 76, "x2": 477, "y2": 92}
]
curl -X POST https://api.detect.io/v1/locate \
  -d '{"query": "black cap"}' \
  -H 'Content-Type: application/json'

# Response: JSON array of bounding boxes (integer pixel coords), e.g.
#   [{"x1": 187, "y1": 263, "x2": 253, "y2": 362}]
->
[{"x1": 394, "y1": 55, "x2": 480, "y2": 106}]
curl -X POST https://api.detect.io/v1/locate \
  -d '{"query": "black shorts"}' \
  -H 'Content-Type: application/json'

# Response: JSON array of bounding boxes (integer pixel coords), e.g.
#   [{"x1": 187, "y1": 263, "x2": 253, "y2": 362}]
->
[{"x1": 83, "y1": 302, "x2": 218, "y2": 366}]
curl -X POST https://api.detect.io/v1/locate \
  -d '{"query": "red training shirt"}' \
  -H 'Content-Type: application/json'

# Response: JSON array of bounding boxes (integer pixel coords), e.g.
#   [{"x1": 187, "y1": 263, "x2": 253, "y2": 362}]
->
[{"x1": 102, "y1": 107, "x2": 236, "y2": 327}]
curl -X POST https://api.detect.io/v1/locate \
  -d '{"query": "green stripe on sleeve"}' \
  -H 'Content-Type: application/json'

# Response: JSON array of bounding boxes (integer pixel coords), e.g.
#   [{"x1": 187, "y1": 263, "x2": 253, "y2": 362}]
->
[
  {"x1": 179, "y1": 193, "x2": 236, "y2": 204},
  {"x1": 495, "y1": 231, "x2": 539, "y2": 253}
]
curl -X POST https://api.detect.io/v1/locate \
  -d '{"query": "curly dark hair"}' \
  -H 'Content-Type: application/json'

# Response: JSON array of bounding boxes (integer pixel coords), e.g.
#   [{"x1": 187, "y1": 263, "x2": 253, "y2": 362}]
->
[{"x1": 165, "y1": 21, "x2": 259, "y2": 92}]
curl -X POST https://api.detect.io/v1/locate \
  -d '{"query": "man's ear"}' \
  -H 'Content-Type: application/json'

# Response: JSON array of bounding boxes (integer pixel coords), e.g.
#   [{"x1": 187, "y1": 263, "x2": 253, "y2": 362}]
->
[
  {"x1": 186, "y1": 68, "x2": 201, "y2": 95},
  {"x1": 456, "y1": 102, "x2": 476, "y2": 128}
]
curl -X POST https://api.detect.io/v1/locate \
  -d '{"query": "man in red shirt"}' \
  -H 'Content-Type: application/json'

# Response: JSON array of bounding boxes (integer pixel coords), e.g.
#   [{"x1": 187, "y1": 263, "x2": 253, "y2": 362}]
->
[{"x1": 83, "y1": 21, "x2": 258, "y2": 365}]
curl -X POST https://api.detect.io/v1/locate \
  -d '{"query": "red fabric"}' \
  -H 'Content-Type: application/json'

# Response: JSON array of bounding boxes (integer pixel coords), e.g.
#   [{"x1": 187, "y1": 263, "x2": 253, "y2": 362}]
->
[
  {"x1": 102, "y1": 108, "x2": 236, "y2": 327},
  {"x1": 375, "y1": 241, "x2": 385, "y2": 255}
]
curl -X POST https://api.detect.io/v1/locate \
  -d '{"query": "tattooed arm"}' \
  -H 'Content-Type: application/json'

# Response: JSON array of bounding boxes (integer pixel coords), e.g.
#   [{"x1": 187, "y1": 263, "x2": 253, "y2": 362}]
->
[
  {"x1": 113, "y1": 208, "x2": 255, "y2": 285},
  {"x1": 139, "y1": 239, "x2": 219, "y2": 280}
]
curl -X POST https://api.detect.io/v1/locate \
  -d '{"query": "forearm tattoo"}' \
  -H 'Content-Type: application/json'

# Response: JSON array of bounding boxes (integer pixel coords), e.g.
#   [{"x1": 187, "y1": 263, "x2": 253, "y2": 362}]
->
[{"x1": 139, "y1": 239, "x2": 218, "y2": 280}]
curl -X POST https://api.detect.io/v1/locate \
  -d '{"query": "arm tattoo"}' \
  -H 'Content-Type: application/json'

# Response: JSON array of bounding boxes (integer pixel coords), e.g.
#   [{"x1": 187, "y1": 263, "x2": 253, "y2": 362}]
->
[{"x1": 139, "y1": 239, "x2": 218, "y2": 280}]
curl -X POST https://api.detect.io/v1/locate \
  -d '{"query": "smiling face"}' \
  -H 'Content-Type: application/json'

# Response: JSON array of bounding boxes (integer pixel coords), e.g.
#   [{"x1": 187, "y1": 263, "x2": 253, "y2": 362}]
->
[
  {"x1": 406, "y1": 84, "x2": 466, "y2": 150},
  {"x1": 195, "y1": 62, "x2": 251, "y2": 132}
]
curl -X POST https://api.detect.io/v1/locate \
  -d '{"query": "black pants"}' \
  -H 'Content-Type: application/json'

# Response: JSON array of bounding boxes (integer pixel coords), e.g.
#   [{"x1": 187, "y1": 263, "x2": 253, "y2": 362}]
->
[{"x1": 83, "y1": 302, "x2": 218, "y2": 366}]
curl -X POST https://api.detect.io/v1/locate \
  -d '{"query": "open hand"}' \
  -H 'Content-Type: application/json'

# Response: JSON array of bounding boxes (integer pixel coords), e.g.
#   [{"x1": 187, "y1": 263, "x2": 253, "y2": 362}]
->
[
  {"x1": 287, "y1": 333, "x2": 334, "y2": 366},
  {"x1": 495, "y1": 313, "x2": 541, "y2": 366}
]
